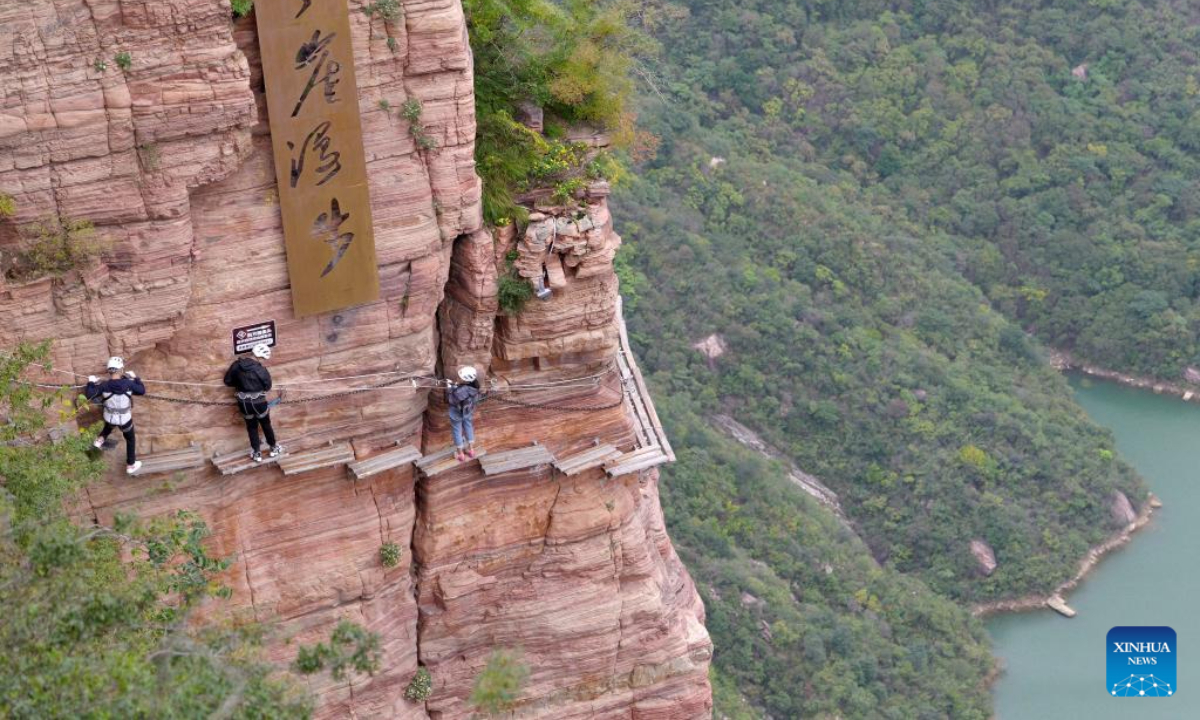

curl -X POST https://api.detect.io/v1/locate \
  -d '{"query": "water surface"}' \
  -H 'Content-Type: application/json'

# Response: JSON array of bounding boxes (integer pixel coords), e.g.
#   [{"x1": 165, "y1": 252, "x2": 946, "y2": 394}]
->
[{"x1": 989, "y1": 377, "x2": 1200, "y2": 717}]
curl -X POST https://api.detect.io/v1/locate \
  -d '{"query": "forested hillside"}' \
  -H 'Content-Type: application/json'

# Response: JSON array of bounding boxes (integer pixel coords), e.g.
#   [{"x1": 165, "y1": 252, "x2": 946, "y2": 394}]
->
[
  {"x1": 613, "y1": 0, "x2": 1195, "y2": 715},
  {"x1": 632, "y1": 0, "x2": 1200, "y2": 380}
]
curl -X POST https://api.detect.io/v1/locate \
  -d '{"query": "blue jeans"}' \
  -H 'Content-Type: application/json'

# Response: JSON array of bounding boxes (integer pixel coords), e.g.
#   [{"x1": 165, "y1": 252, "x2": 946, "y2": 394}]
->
[{"x1": 449, "y1": 406, "x2": 475, "y2": 448}]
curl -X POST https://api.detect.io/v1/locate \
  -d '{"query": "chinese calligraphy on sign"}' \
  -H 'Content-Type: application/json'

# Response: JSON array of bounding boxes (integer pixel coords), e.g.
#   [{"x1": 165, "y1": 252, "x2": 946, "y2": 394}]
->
[{"x1": 256, "y1": 0, "x2": 379, "y2": 317}]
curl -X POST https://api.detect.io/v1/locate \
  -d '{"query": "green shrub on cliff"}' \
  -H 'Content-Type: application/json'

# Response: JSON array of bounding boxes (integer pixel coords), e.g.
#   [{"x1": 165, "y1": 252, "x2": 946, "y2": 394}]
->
[
  {"x1": 8, "y1": 216, "x2": 109, "y2": 282},
  {"x1": 380, "y1": 540, "x2": 402, "y2": 567},
  {"x1": 292, "y1": 620, "x2": 381, "y2": 681},
  {"x1": 404, "y1": 666, "x2": 433, "y2": 701},
  {"x1": 469, "y1": 649, "x2": 528, "y2": 716},
  {"x1": 464, "y1": 0, "x2": 655, "y2": 223}
]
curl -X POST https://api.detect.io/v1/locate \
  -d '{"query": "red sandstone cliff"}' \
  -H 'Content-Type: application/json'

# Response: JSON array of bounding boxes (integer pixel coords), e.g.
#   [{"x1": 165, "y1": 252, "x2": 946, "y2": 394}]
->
[{"x1": 0, "y1": 1, "x2": 711, "y2": 717}]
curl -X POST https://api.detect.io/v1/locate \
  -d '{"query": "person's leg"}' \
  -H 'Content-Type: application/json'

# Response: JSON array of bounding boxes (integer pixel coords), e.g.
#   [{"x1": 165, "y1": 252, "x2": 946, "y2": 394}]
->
[
  {"x1": 463, "y1": 411, "x2": 475, "y2": 457},
  {"x1": 121, "y1": 422, "x2": 136, "y2": 465},
  {"x1": 258, "y1": 406, "x2": 277, "y2": 449},
  {"x1": 94, "y1": 421, "x2": 115, "y2": 448},
  {"x1": 240, "y1": 399, "x2": 262, "y2": 452},
  {"x1": 449, "y1": 408, "x2": 465, "y2": 459}
]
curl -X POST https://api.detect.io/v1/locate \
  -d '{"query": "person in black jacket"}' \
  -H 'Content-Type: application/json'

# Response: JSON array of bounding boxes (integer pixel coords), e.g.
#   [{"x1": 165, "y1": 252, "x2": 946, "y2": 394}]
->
[
  {"x1": 86, "y1": 356, "x2": 146, "y2": 474},
  {"x1": 224, "y1": 344, "x2": 283, "y2": 462}
]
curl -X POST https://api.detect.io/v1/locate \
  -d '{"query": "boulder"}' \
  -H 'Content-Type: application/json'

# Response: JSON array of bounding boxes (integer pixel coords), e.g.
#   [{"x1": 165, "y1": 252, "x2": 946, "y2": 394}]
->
[
  {"x1": 1111, "y1": 491, "x2": 1137, "y2": 525},
  {"x1": 970, "y1": 539, "x2": 998, "y2": 576}
]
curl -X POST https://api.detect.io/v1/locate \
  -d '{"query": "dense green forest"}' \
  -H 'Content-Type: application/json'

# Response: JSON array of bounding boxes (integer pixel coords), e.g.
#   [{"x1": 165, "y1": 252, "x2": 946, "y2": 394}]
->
[
  {"x1": 631, "y1": 0, "x2": 1200, "y2": 381},
  {"x1": 662, "y1": 408, "x2": 994, "y2": 719},
  {"x1": 604, "y1": 0, "x2": 1199, "y2": 715}
]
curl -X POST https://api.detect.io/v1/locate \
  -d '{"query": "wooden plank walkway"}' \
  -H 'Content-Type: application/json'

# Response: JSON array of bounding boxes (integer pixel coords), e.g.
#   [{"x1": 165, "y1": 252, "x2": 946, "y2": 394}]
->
[
  {"x1": 605, "y1": 446, "x2": 671, "y2": 478},
  {"x1": 212, "y1": 447, "x2": 283, "y2": 475},
  {"x1": 615, "y1": 297, "x2": 676, "y2": 463},
  {"x1": 277, "y1": 443, "x2": 355, "y2": 476},
  {"x1": 347, "y1": 445, "x2": 421, "y2": 481},
  {"x1": 553, "y1": 443, "x2": 621, "y2": 476},
  {"x1": 480, "y1": 443, "x2": 556, "y2": 476},
  {"x1": 416, "y1": 446, "x2": 487, "y2": 477},
  {"x1": 130, "y1": 445, "x2": 206, "y2": 476}
]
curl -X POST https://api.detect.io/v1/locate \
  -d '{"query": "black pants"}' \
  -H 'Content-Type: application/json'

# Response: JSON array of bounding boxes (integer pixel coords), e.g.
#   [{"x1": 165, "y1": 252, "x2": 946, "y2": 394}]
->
[
  {"x1": 238, "y1": 397, "x2": 276, "y2": 452},
  {"x1": 101, "y1": 420, "x2": 136, "y2": 465}
]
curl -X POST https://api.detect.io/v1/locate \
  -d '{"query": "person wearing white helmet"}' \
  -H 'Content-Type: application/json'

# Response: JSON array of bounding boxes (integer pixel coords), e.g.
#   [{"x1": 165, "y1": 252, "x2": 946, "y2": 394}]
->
[
  {"x1": 223, "y1": 343, "x2": 283, "y2": 463},
  {"x1": 86, "y1": 356, "x2": 146, "y2": 474},
  {"x1": 446, "y1": 365, "x2": 482, "y2": 462}
]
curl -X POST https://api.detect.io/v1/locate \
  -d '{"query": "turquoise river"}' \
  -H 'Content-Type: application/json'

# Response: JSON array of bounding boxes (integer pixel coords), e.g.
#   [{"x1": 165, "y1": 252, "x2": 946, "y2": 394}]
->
[{"x1": 988, "y1": 376, "x2": 1200, "y2": 718}]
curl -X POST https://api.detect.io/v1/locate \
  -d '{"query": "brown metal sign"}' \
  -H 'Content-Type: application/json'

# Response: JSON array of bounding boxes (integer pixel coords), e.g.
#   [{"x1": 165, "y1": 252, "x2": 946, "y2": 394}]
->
[{"x1": 255, "y1": 0, "x2": 379, "y2": 318}]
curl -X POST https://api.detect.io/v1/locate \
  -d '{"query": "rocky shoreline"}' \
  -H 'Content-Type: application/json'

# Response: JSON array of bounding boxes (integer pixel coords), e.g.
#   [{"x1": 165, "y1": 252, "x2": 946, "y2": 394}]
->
[
  {"x1": 971, "y1": 351, "x2": 1195, "y2": 618},
  {"x1": 1049, "y1": 349, "x2": 1200, "y2": 402},
  {"x1": 971, "y1": 493, "x2": 1158, "y2": 618}
]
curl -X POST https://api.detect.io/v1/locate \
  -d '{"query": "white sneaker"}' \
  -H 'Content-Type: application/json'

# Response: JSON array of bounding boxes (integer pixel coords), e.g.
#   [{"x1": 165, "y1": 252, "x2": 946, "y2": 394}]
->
[
  {"x1": 251, "y1": 450, "x2": 263, "y2": 463},
  {"x1": 93, "y1": 437, "x2": 105, "y2": 449},
  {"x1": 269, "y1": 445, "x2": 284, "y2": 458},
  {"x1": 126, "y1": 461, "x2": 142, "y2": 475}
]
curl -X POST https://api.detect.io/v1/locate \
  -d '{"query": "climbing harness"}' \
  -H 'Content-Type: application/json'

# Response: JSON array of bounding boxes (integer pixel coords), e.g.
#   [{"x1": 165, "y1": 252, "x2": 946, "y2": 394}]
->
[
  {"x1": 99, "y1": 389, "x2": 134, "y2": 425},
  {"x1": 237, "y1": 394, "x2": 271, "y2": 420}
]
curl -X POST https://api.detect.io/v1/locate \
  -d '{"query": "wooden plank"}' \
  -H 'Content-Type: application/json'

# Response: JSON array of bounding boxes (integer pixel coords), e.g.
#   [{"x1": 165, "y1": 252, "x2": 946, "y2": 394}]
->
[
  {"x1": 554, "y1": 444, "x2": 620, "y2": 474},
  {"x1": 479, "y1": 444, "x2": 556, "y2": 477},
  {"x1": 415, "y1": 446, "x2": 456, "y2": 472},
  {"x1": 616, "y1": 298, "x2": 676, "y2": 462},
  {"x1": 212, "y1": 448, "x2": 282, "y2": 476},
  {"x1": 416, "y1": 448, "x2": 487, "y2": 478},
  {"x1": 554, "y1": 444, "x2": 622, "y2": 476},
  {"x1": 277, "y1": 443, "x2": 355, "y2": 476},
  {"x1": 615, "y1": 350, "x2": 653, "y2": 449},
  {"x1": 348, "y1": 445, "x2": 421, "y2": 481},
  {"x1": 605, "y1": 448, "x2": 670, "y2": 477},
  {"x1": 131, "y1": 445, "x2": 206, "y2": 476}
]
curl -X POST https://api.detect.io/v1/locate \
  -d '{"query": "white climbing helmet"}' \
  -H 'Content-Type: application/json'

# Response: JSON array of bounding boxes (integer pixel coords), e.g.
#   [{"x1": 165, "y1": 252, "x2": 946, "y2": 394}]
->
[
  {"x1": 458, "y1": 366, "x2": 477, "y2": 383},
  {"x1": 107, "y1": 356, "x2": 124, "y2": 372},
  {"x1": 252, "y1": 343, "x2": 272, "y2": 360}
]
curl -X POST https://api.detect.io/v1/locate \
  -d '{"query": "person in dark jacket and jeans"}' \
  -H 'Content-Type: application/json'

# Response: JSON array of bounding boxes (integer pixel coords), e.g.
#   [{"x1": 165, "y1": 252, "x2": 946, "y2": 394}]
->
[
  {"x1": 446, "y1": 366, "x2": 482, "y2": 462},
  {"x1": 224, "y1": 343, "x2": 283, "y2": 462},
  {"x1": 86, "y1": 356, "x2": 146, "y2": 474}
]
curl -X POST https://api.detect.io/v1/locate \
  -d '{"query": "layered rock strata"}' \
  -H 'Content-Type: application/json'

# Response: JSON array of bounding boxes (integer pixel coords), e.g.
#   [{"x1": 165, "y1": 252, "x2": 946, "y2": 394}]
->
[{"x1": 0, "y1": 0, "x2": 711, "y2": 717}]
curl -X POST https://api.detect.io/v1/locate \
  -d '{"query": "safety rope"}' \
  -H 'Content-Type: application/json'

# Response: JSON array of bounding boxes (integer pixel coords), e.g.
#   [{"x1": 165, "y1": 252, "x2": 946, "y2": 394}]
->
[
  {"x1": 18, "y1": 356, "x2": 623, "y2": 414},
  {"x1": 20, "y1": 363, "x2": 615, "y2": 395},
  {"x1": 0, "y1": 350, "x2": 440, "y2": 389}
]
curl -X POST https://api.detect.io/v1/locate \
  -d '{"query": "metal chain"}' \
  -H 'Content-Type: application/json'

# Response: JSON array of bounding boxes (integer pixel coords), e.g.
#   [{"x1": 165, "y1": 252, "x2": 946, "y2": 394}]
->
[
  {"x1": 488, "y1": 390, "x2": 625, "y2": 412},
  {"x1": 276, "y1": 375, "x2": 412, "y2": 404}
]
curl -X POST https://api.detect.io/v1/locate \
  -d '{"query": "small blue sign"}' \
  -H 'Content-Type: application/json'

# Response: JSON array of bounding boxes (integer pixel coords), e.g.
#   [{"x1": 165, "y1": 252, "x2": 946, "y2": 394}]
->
[{"x1": 1107, "y1": 626, "x2": 1176, "y2": 697}]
